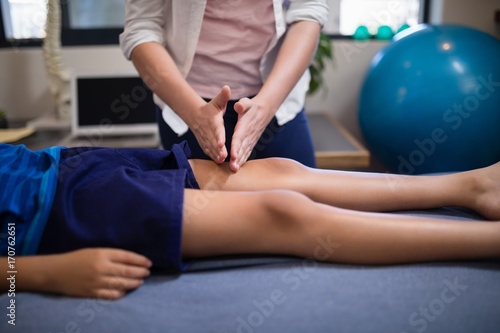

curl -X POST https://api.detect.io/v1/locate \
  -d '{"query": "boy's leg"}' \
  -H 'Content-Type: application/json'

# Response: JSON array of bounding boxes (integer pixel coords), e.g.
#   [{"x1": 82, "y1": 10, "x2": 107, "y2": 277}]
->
[
  {"x1": 188, "y1": 159, "x2": 500, "y2": 219},
  {"x1": 181, "y1": 189, "x2": 500, "y2": 264}
]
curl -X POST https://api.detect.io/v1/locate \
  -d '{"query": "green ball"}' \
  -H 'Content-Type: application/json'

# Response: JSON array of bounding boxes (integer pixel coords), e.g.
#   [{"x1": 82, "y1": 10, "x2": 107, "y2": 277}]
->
[
  {"x1": 397, "y1": 23, "x2": 411, "y2": 33},
  {"x1": 353, "y1": 25, "x2": 371, "y2": 41},
  {"x1": 376, "y1": 25, "x2": 394, "y2": 40}
]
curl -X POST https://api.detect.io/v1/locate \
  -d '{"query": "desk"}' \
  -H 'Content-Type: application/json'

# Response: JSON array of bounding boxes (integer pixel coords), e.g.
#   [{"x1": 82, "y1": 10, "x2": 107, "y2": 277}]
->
[
  {"x1": 11, "y1": 114, "x2": 370, "y2": 170},
  {"x1": 307, "y1": 113, "x2": 370, "y2": 169},
  {"x1": 12, "y1": 129, "x2": 69, "y2": 151}
]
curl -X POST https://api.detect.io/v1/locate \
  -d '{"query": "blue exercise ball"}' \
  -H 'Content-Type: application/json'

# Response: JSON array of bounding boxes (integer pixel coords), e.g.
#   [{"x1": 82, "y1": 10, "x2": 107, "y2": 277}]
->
[{"x1": 359, "y1": 24, "x2": 500, "y2": 174}]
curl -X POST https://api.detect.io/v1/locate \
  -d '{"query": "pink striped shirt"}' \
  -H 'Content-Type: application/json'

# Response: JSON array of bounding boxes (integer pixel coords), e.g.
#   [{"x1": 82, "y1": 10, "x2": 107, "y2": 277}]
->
[{"x1": 186, "y1": 0, "x2": 276, "y2": 99}]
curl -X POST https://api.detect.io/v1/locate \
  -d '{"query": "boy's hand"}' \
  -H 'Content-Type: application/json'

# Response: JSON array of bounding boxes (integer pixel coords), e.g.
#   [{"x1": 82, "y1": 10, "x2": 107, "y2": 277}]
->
[{"x1": 43, "y1": 248, "x2": 152, "y2": 299}]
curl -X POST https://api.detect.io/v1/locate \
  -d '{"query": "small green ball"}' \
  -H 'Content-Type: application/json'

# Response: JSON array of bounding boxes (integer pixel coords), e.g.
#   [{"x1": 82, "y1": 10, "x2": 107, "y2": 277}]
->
[
  {"x1": 397, "y1": 23, "x2": 411, "y2": 33},
  {"x1": 353, "y1": 25, "x2": 371, "y2": 41},
  {"x1": 376, "y1": 25, "x2": 394, "y2": 40}
]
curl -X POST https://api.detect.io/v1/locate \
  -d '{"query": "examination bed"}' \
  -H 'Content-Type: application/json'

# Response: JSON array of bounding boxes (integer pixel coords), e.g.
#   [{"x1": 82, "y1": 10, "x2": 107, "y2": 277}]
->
[{"x1": 1, "y1": 207, "x2": 499, "y2": 333}]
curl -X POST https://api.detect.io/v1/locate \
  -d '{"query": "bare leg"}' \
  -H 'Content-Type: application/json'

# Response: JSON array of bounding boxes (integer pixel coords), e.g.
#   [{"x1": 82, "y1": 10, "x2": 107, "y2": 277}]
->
[
  {"x1": 189, "y1": 159, "x2": 500, "y2": 220},
  {"x1": 181, "y1": 189, "x2": 500, "y2": 264}
]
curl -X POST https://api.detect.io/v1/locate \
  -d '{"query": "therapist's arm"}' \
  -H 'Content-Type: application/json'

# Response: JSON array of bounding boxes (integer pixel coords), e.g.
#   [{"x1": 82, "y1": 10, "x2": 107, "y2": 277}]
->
[
  {"x1": 230, "y1": 21, "x2": 321, "y2": 171},
  {"x1": 131, "y1": 42, "x2": 229, "y2": 164}
]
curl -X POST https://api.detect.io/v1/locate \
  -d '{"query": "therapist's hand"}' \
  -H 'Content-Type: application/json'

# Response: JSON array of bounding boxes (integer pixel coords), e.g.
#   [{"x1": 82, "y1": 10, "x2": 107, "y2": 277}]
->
[
  {"x1": 231, "y1": 96, "x2": 274, "y2": 172},
  {"x1": 191, "y1": 86, "x2": 231, "y2": 164}
]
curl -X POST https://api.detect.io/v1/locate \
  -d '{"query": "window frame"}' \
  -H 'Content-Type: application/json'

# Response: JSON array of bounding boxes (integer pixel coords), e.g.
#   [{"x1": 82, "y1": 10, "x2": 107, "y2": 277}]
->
[
  {"x1": 0, "y1": 1, "x2": 44, "y2": 48},
  {"x1": 59, "y1": 0, "x2": 123, "y2": 46},
  {"x1": 325, "y1": 0, "x2": 431, "y2": 39},
  {"x1": 0, "y1": 0, "x2": 431, "y2": 48},
  {"x1": 0, "y1": 0, "x2": 123, "y2": 48}
]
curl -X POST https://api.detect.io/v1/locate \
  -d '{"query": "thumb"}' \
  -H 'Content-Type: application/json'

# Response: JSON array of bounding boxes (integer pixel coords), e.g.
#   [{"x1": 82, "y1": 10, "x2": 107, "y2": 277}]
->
[
  {"x1": 234, "y1": 97, "x2": 252, "y2": 115},
  {"x1": 212, "y1": 85, "x2": 231, "y2": 111}
]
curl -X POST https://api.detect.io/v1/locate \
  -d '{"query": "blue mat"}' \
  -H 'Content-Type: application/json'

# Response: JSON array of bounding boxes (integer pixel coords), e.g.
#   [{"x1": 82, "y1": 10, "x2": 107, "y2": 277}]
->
[{"x1": 2, "y1": 208, "x2": 499, "y2": 333}]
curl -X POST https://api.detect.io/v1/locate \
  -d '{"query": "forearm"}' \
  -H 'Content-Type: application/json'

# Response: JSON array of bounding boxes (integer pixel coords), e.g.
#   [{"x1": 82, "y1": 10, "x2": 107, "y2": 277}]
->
[
  {"x1": 130, "y1": 42, "x2": 205, "y2": 127},
  {"x1": 256, "y1": 21, "x2": 321, "y2": 113}
]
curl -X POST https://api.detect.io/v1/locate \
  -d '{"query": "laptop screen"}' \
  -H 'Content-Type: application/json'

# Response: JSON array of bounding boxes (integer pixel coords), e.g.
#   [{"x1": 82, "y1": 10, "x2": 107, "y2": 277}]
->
[{"x1": 73, "y1": 76, "x2": 157, "y2": 135}]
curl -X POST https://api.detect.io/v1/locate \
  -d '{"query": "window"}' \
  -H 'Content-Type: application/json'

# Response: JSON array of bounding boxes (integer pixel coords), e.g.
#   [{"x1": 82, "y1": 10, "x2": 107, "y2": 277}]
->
[
  {"x1": 60, "y1": 0, "x2": 125, "y2": 46},
  {"x1": 1, "y1": 0, "x2": 46, "y2": 42},
  {"x1": 66, "y1": 0, "x2": 124, "y2": 29},
  {"x1": 1, "y1": 0, "x2": 430, "y2": 47},
  {"x1": 0, "y1": 0, "x2": 124, "y2": 47},
  {"x1": 323, "y1": 0, "x2": 429, "y2": 37}
]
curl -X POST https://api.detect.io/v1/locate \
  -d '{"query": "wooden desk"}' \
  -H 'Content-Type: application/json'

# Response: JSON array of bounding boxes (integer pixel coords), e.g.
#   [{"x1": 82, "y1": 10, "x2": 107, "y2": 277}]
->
[
  {"x1": 11, "y1": 114, "x2": 370, "y2": 170},
  {"x1": 307, "y1": 113, "x2": 370, "y2": 169},
  {"x1": 10, "y1": 129, "x2": 69, "y2": 151}
]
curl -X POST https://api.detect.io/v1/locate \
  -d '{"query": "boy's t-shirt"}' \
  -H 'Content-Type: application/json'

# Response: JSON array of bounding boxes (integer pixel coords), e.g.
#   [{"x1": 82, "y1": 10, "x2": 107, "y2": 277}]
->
[{"x1": 0, "y1": 144, "x2": 62, "y2": 256}]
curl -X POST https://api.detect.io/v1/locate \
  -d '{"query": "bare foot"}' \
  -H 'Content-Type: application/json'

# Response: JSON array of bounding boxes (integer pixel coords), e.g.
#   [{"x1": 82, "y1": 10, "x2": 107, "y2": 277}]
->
[{"x1": 470, "y1": 162, "x2": 500, "y2": 220}]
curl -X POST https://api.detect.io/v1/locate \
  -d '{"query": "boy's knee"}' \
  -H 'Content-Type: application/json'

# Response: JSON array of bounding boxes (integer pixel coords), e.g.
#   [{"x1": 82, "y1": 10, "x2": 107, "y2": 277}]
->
[
  {"x1": 264, "y1": 157, "x2": 308, "y2": 176},
  {"x1": 259, "y1": 190, "x2": 314, "y2": 226}
]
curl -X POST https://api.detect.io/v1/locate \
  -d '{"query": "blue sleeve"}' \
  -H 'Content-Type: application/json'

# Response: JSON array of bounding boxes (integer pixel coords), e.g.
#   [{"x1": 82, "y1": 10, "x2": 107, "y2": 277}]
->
[{"x1": 0, "y1": 144, "x2": 63, "y2": 255}]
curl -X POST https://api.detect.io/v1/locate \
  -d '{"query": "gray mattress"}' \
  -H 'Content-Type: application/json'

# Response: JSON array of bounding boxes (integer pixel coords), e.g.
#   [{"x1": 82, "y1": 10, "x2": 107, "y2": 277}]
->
[{"x1": 2, "y1": 207, "x2": 499, "y2": 333}]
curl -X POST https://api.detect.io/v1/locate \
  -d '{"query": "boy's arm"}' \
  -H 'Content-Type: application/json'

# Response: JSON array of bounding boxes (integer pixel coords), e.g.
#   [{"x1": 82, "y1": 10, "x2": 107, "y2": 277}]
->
[{"x1": 1, "y1": 248, "x2": 152, "y2": 299}]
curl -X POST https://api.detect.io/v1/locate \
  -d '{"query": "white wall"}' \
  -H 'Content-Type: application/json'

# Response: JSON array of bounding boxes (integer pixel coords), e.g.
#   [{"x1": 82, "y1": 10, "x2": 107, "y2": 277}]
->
[
  {"x1": 0, "y1": 40, "x2": 386, "y2": 143},
  {"x1": 0, "y1": 0, "x2": 498, "y2": 142},
  {"x1": 0, "y1": 46, "x2": 136, "y2": 121},
  {"x1": 431, "y1": 0, "x2": 500, "y2": 39},
  {"x1": 305, "y1": 41, "x2": 386, "y2": 141}
]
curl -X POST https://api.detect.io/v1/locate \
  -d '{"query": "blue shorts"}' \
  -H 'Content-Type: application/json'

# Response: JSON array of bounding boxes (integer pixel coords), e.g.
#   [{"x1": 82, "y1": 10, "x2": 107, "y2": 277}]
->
[{"x1": 38, "y1": 142, "x2": 199, "y2": 272}]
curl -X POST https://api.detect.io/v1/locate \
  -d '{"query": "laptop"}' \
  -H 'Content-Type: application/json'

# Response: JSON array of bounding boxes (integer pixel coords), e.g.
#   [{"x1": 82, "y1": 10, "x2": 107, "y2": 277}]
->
[{"x1": 58, "y1": 73, "x2": 160, "y2": 148}]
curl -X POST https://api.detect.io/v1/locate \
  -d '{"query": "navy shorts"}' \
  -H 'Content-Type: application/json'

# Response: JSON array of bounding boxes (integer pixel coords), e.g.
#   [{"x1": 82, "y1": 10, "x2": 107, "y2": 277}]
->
[{"x1": 38, "y1": 142, "x2": 199, "y2": 272}]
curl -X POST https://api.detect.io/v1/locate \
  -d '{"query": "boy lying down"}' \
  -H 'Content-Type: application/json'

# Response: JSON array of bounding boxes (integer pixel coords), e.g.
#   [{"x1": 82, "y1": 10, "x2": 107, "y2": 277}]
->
[{"x1": 1, "y1": 142, "x2": 499, "y2": 299}]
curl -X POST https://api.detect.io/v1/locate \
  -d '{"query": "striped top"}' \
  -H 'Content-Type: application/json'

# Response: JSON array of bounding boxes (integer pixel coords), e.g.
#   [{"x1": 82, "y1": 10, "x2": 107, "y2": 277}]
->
[{"x1": 0, "y1": 144, "x2": 62, "y2": 255}]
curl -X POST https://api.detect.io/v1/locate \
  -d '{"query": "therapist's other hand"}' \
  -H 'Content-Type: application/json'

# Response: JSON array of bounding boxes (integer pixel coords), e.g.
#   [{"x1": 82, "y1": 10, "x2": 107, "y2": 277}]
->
[
  {"x1": 191, "y1": 85, "x2": 230, "y2": 164},
  {"x1": 231, "y1": 97, "x2": 274, "y2": 172}
]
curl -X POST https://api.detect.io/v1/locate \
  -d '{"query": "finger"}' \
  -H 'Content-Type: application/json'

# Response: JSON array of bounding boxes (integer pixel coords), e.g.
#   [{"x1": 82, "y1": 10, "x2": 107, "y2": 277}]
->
[
  {"x1": 234, "y1": 133, "x2": 255, "y2": 170},
  {"x1": 234, "y1": 98, "x2": 252, "y2": 115},
  {"x1": 104, "y1": 276, "x2": 145, "y2": 291},
  {"x1": 229, "y1": 159, "x2": 239, "y2": 172},
  {"x1": 198, "y1": 133, "x2": 218, "y2": 158},
  {"x1": 229, "y1": 122, "x2": 251, "y2": 171},
  {"x1": 109, "y1": 263, "x2": 151, "y2": 279},
  {"x1": 214, "y1": 128, "x2": 227, "y2": 164},
  {"x1": 212, "y1": 85, "x2": 231, "y2": 110},
  {"x1": 107, "y1": 249, "x2": 153, "y2": 268},
  {"x1": 95, "y1": 288, "x2": 126, "y2": 300},
  {"x1": 216, "y1": 146, "x2": 228, "y2": 164},
  {"x1": 233, "y1": 140, "x2": 248, "y2": 170},
  {"x1": 213, "y1": 117, "x2": 226, "y2": 149},
  {"x1": 230, "y1": 136, "x2": 242, "y2": 171},
  {"x1": 237, "y1": 147, "x2": 253, "y2": 170},
  {"x1": 229, "y1": 143, "x2": 251, "y2": 172},
  {"x1": 203, "y1": 142, "x2": 222, "y2": 163}
]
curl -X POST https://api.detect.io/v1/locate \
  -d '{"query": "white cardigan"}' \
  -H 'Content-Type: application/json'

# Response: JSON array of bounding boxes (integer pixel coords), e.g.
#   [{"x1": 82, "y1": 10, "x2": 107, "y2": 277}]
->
[{"x1": 120, "y1": 0, "x2": 329, "y2": 135}]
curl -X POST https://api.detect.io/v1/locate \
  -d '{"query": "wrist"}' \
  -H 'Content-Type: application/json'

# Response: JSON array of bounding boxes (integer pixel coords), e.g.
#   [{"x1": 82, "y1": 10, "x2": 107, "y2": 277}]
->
[
  {"x1": 182, "y1": 99, "x2": 206, "y2": 130},
  {"x1": 252, "y1": 95, "x2": 276, "y2": 122},
  {"x1": 16, "y1": 255, "x2": 55, "y2": 293}
]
